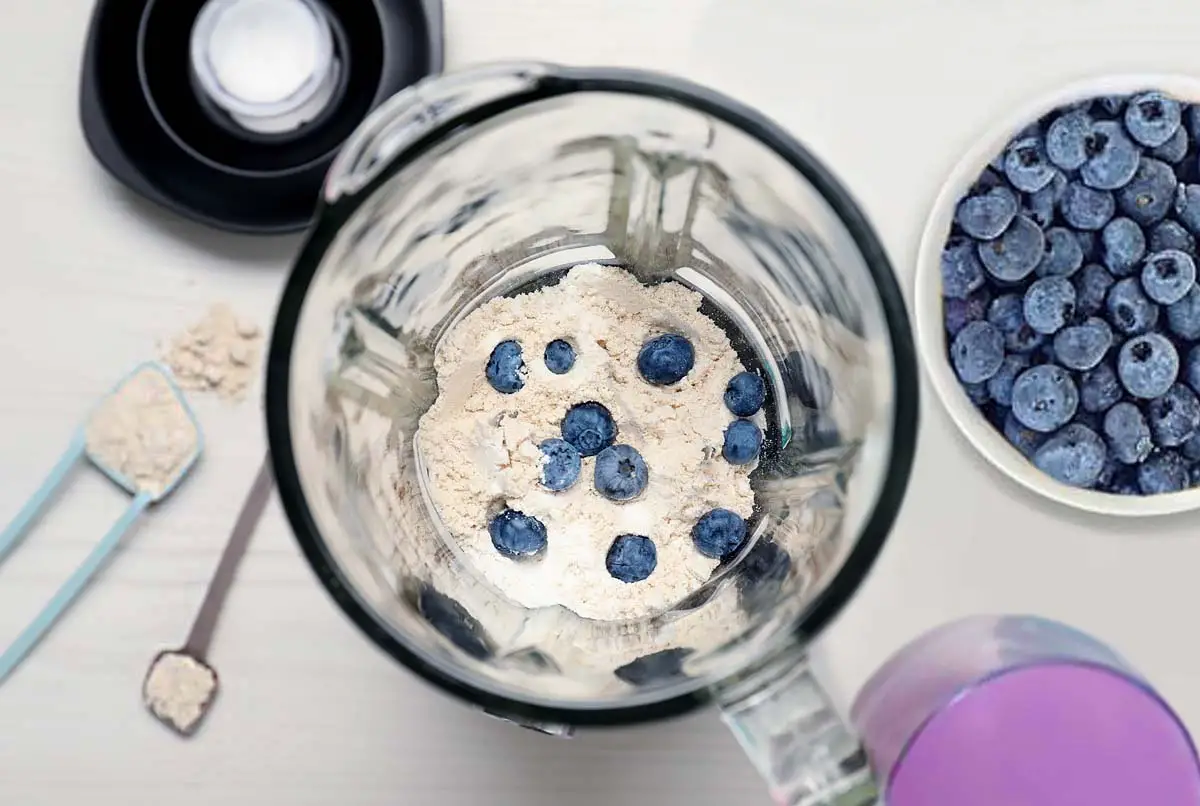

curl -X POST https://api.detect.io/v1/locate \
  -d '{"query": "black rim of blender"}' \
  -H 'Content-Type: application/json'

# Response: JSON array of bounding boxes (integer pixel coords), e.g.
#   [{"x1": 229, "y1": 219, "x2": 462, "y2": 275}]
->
[{"x1": 265, "y1": 65, "x2": 921, "y2": 728}]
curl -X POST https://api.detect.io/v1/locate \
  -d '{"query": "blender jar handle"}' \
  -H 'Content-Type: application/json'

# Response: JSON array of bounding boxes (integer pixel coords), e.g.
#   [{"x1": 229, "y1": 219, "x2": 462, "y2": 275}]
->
[
  {"x1": 715, "y1": 644, "x2": 877, "y2": 806},
  {"x1": 323, "y1": 62, "x2": 552, "y2": 204}
]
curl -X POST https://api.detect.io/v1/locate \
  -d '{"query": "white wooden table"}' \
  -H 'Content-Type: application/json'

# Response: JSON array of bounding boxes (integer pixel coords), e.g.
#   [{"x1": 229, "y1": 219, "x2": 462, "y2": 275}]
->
[{"x1": 3, "y1": 1, "x2": 1200, "y2": 804}]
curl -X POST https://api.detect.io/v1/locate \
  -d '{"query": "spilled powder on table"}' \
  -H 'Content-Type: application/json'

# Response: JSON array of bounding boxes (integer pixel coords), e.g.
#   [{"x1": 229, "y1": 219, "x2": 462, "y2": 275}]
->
[{"x1": 161, "y1": 303, "x2": 264, "y2": 402}]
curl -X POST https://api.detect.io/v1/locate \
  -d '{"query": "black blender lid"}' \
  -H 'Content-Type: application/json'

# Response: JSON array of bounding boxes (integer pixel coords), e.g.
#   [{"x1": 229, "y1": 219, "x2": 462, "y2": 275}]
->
[{"x1": 79, "y1": 0, "x2": 443, "y2": 234}]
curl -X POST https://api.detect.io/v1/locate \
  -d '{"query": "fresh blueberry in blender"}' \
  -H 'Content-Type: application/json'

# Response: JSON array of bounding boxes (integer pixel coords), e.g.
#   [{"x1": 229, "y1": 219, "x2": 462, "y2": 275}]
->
[
  {"x1": 736, "y1": 539, "x2": 792, "y2": 614},
  {"x1": 1117, "y1": 332, "x2": 1179, "y2": 399},
  {"x1": 637, "y1": 333, "x2": 695, "y2": 385},
  {"x1": 416, "y1": 585, "x2": 494, "y2": 661},
  {"x1": 941, "y1": 236, "x2": 988, "y2": 298},
  {"x1": 1046, "y1": 109, "x2": 1093, "y2": 171},
  {"x1": 593, "y1": 444, "x2": 649, "y2": 501},
  {"x1": 978, "y1": 215, "x2": 1045, "y2": 282},
  {"x1": 538, "y1": 438, "x2": 581, "y2": 491},
  {"x1": 488, "y1": 509, "x2": 548, "y2": 559},
  {"x1": 1106, "y1": 277, "x2": 1160, "y2": 336},
  {"x1": 1124, "y1": 91, "x2": 1183, "y2": 148},
  {"x1": 1140, "y1": 249, "x2": 1196, "y2": 305},
  {"x1": 1138, "y1": 450, "x2": 1190, "y2": 494},
  {"x1": 604, "y1": 534, "x2": 658, "y2": 583},
  {"x1": 955, "y1": 186, "x2": 1019, "y2": 240},
  {"x1": 1003, "y1": 411, "x2": 1047, "y2": 458},
  {"x1": 1061, "y1": 182, "x2": 1116, "y2": 230},
  {"x1": 561, "y1": 401, "x2": 617, "y2": 456},
  {"x1": 1023, "y1": 276, "x2": 1076, "y2": 335},
  {"x1": 724, "y1": 371, "x2": 766, "y2": 416},
  {"x1": 1168, "y1": 286, "x2": 1200, "y2": 340},
  {"x1": 1150, "y1": 125, "x2": 1189, "y2": 163},
  {"x1": 1116, "y1": 157, "x2": 1176, "y2": 225},
  {"x1": 987, "y1": 353, "x2": 1030, "y2": 407},
  {"x1": 1023, "y1": 170, "x2": 1067, "y2": 229},
  {"x1": 722, "y1": 420, "x2": 763, "y2": 465},
  {"x1": 614, "y1": 648, "x2": 693, "y2": 685},
  {"x1": 691, "y1": 508, "x2": 748, "y2": 559},
  {"x1": 1036, "y1": 227, "x2": 1085, "y2": 277},
  {"x1": 1033, "y1": 423, "x2": 1107, "y2": 488},
  {"x1": 1079, "y1": 120, "x2": 1141, "y2": 190},
  {"x1": 988, "y1": 293, "x2": 1044, "y2": 352},
  {"x1": 543, "y1": 339, "x2": 576, "y2": 374},
  {"x1": 1101, "y1": 217, "x2": 1146, "y2": 276},
  {"x1": 1186, "y1": 345, "x2": 1200, "y2": 394},
  {"x1": 1174, "y1": 184, "x2": 1200, "y2": 234},
  {"x1": 1011, "y1": 364, "x2": 1079, "y2": 432},
  {"x1": 1079, "y1": 362, "x2": 1123, "y2": 413},
  {"x1": 1052, "y1": 317, "x2": 1113, "y2": 371},
  {"x1": 1150, "y1": 220, "x2": 1197, "y2": 256},
  {"x1": 1004, "y1": 136, "x2": 1056, "y2": 192},
  {"x1": 950, "y1": 321, "x2": 1005, "y2": 383},
  {"x1": 485, "y1": 339, "x2": 526, "y2": 393},
  {"x1": 1104, "y1": 402, "x2": 1154, "y2": 464},
  {"x1": 1074, "y1": 264, "x2": 1116, "y2": 317},
  {"x1": 1147, "y1": 383, "x2": 1200, "y2": 447}
]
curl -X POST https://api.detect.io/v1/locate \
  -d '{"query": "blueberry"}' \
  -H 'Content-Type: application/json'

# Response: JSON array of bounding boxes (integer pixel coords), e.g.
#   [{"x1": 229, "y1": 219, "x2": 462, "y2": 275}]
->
[
  {"x1": 561, "y1": 402, "x2": 617, "y2": 456},
  {"x1": 722, "y1": 420, "x2": 763, "y2": 466},
  {"x1": 1033, "y1": 423, "x2": 1107, "y2": 488},
  {"x1": 987, "y1": 293, "x2": 1044, "y2": 352},
  {"x1": 637, "y1": 334, "x2": 695, "y2": 385},
  {"x1": 1191, "y1": 464, "x2": 1200, "y2": 488},
  {"x1": 1138, "y1": 451, "x2": 1189, "y2": 494},
  {"x1": 1175, "y1": 184, "x2": 1200, "y2": 235},
  {"x1": 1183, "y1": 431, "x2": 1200, "y2": 462},
  {"x1": 1004, "y1": 411, "x2": 1047, "y2": 458},
  {"x1": 955, "y1": 186, "x2": 1019, "y2": 240},
  {"x1": 1052, "y1": 317, "x2": 1112, "y2": 370},
  {"x1": 941, "y1": 237, "x2": 987, "y2": 300},
  {"x1": 1186, "y1": 345, "x2": 1200, "y2": 394},
  {"x1": 486, "y1": 340, "x2": 526, "y2": 393},
  {"x1": 1105, "y1": 463, "x2": 1143, "y2": 495},
  {"x1": 593, "y1": 444, "x2": 649, "y2": 501},
  {"x1": 1167, "y1": 286, "x2": 1200, "y2": 340},
  {"x1": 987, "y1": 353, "x2": 1030, "y2": 407},
  {"x1": 543, "y1": 339, "x2": 576, "y2": 374},
  {"x1": 1140, "y1": 249, "x2": 1196, "y2": 304},
  {"x1": 1023, "y1": 276, "x2": 1077, "y2": 335},
  {"x1": 963, "y1": 381, "x2": 990, "y2": 406},
  {"x1": 736, "y1": 539, "x2": 792, "y2": 613},
  {"x1": 538, "y1": 438, "x2": 581, "y2": 491},
  {"x1": 1124, "y1": 91, "x2": 1183, "y2": 148},
  {"x1": 614, "y1": 648, "x2": 692, "y2": 685},
  {"x1": 1012, "y1": 364, "x2": 1079, "y2": 432},
  {"x1": 1097, "y1": 95, "x2": 1127, "y2": 117},
  {"x1": 1116, "y1": 157, "x2": 1176, "y2": 225},
  {"x1": 1080, "y1": 120, "x2": 1141, "y2": 190},
  {"x1": 417, "y1": 586, "x2": 493, "y2": 661},
  {"x1": 488, "y1": 509, "x2": 548, "y2": 559},
  {"x1": 978, "y1": 215, "x2": 1045, "y2": 282},
  {"x1": 1080, "y1": 362, "x2": 1123, "y2": 413},
  {"x1": 1074, "y1": 264, "x2": 1116, "y2": 316},
  {"x1": 950, "y1": 321, "x2": 1005, "y2": 383},
  {"x1": 1189, "y1": 104, "x2": 1200, "y2": 142},
  {"x1": 1036, "y1": 227, "x2": 1085, "y2": 277},
  {"x1": 1103, "y1": 401, "x2": 1154, "y2": 464},
  {"x1": 1106, "y1": 277, "x2": 1161, "y2": 336},
  {"x1": 1147, "y1": 383, "x2": 1200, "y2": 447},
  {"x1": 1150, "y1": 125, "x2": 1189, "y2": 163},
  {"x1": 1117, "y1": 332, "x2": 1179, "y2": 399},
  {"x1": 1149, "y1": 220, "x2": 1197, "y2": 256},
  {"x1": 1061, "y1": 182, "x2": 1116, "y2": 230},
  {"x1": 605, "y1": 534, "x2": 657, "y2": 583},
  {"x1": 724, "y1": 371, "x2": 767, "y2": 416},
  {"x1": 691, "y1": 508, "x2": 748, "y2": 559},
  {"x1": 1023, "y1": 170, "x2": 1068, "y2": 229},
  {"x1": 1004, "y1": 136, "x2": 1056, "y2": 192},
  {"x1": 1101, "y1": 217, "x2": 1146, "y2": 276},
  {"x1": 1046, "y1": 109, "x2": 1094, "y2": 171}
]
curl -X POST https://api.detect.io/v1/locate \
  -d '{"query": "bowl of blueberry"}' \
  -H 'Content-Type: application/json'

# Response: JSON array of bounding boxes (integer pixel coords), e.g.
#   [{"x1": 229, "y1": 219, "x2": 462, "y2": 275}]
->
[{"x1": 917, "y1": 74, "x2": 1200, "y2": 514}]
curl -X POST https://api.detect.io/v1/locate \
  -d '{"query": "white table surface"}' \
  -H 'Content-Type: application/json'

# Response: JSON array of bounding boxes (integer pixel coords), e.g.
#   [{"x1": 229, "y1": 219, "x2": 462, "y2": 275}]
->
[{"x1": 4, "y1": 0, "x2": 1200, "y2": 803}]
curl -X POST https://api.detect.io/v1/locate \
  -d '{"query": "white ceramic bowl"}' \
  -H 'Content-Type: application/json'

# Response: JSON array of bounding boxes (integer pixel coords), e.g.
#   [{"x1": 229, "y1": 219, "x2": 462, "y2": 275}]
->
[{"x1": 915, "y1": 73, "x2": 1200, "y2": 516}]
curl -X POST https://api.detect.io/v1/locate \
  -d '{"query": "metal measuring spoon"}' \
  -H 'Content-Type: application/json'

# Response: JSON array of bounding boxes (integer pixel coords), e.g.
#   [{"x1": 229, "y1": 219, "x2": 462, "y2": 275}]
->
[{"x1": 143, "y1": 455, "x2": 273, "y2": 736}]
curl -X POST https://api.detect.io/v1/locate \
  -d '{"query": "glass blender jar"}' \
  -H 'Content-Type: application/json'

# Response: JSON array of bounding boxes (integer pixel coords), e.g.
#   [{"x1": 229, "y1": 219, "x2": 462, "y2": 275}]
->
[{"x1": 265, "y1": 62, "x2": 919, "y2": 806}]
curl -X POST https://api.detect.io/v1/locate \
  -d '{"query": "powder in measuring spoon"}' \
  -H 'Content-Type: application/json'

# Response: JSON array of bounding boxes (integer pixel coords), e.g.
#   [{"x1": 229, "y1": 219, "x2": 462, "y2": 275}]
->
[
  {"x1": 84, "y1": 368, "x2": 199, "y2": 498},
  {"x1": 143, "y1": 652, "x2": 218, "y2": 734}
]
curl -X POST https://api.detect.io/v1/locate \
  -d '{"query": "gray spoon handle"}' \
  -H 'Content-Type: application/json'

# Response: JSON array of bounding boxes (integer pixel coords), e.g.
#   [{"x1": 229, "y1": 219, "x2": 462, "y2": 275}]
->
[{"x1": 184, "y1": 455, "x2": 273, "y2": 657}]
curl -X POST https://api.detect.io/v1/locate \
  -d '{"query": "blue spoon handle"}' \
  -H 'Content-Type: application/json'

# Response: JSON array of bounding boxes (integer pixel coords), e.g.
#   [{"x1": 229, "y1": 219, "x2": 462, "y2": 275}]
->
[
  {"x1": 0, "y1": 436, "x2": 85, "y2": 564},
  {"x1": 0, "y1": 491, "x2": 152, "y2": 685}
]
